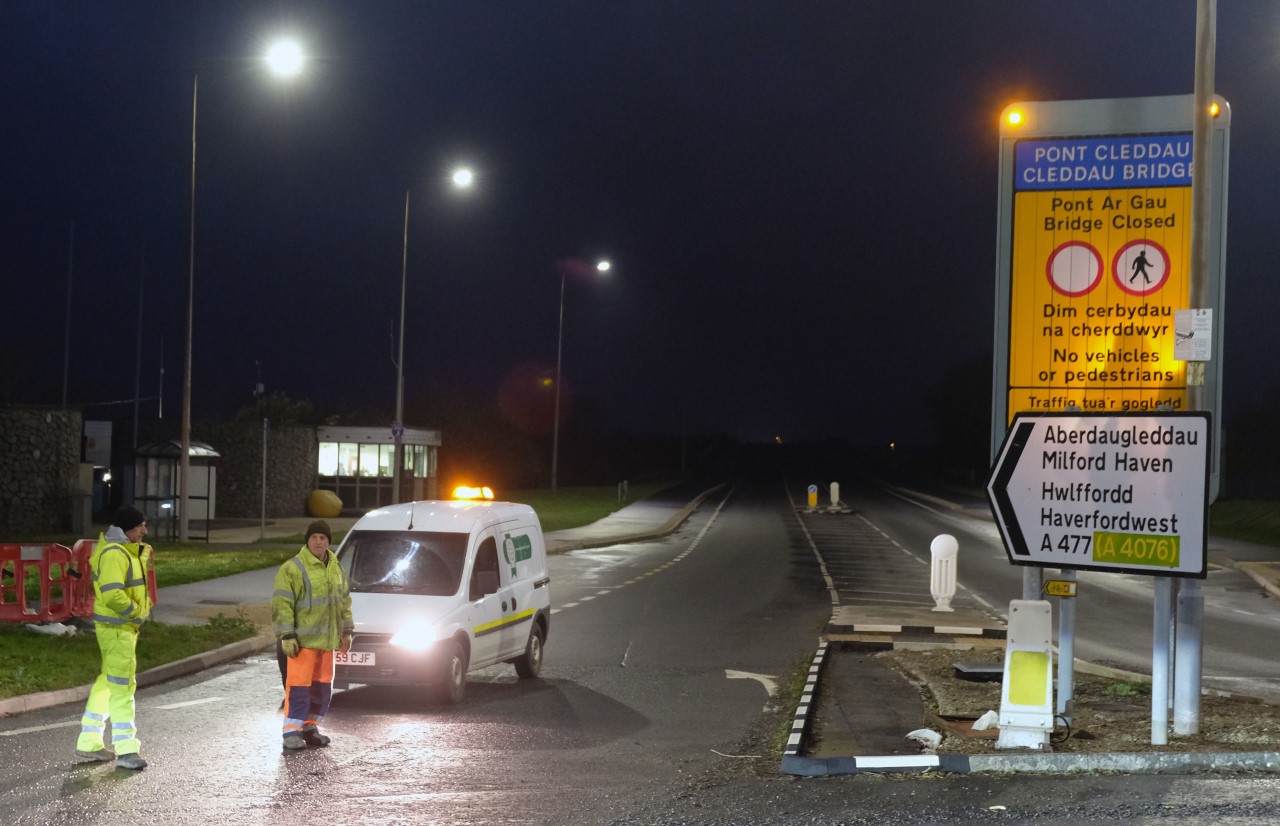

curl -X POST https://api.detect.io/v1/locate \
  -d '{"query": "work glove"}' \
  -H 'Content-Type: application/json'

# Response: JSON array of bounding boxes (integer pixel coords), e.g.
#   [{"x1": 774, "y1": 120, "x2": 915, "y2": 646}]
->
[
  {"x1": 139, "y1": 543, "x2": 154, "y2": 571},
  {"x1": 281, "y1": 636, "x2": 300, "y2": 658},
  {"x1": 339, "y1": 633, "x2": 353, "y2": 655}
]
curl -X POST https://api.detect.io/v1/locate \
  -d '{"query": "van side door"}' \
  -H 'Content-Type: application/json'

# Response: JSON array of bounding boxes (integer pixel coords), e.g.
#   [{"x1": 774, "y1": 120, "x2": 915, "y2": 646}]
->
[
  {"x1": 466, "y1": 534, "x2": 507, "y2": 668},
  {"x1": 497, "y1": 524, "x2": 541, "y2": 658}
]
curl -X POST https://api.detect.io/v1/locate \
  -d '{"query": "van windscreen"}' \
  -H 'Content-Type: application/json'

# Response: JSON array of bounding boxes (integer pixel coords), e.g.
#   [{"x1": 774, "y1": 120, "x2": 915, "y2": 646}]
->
[{"x1": 341, "y1": 531, "x2": 469, "y2": 596}]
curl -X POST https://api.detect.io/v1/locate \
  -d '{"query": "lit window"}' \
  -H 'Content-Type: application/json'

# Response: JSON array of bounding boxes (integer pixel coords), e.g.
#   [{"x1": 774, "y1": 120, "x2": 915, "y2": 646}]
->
[
  {"x1": 337, "y1": 444, "x2": 359, "y2": 476},
  {"x1": 318, "y1": 443, "x2": 339, "y2": 476},
  {"x1": 359, "y1": 444, "x2": 379, "y2": 477}
]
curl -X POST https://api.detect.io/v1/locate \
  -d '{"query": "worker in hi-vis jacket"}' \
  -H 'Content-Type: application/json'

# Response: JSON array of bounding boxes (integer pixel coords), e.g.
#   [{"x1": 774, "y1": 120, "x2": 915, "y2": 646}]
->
[{"x1": 272, "y1": 519, "x2": 353, "y2": 750}]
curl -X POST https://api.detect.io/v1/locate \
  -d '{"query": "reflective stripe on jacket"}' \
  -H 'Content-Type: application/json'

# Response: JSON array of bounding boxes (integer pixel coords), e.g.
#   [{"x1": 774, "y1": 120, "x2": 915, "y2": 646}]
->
[
  {"x1": 272, "y1": 547, "x2": 354, "y2": 650},
  {"x1": 90, "y1": 532, "x2": 151, "y2": 629}
]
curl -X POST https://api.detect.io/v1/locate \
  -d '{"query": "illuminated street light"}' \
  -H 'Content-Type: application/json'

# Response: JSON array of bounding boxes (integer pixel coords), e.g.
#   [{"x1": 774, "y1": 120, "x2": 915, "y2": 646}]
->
[
  {"x1": 179, "y1": 37, "x2": 306, "y2": 541},
  {"x1": 265, "y1": 39, "x2": 306, "y2": 77},
  {"x1": 551, "y1": 257, "x2": 611, "y2": 492},
  {"x1": 392, "y1": 166, "x2": 475, "y2": 505}
]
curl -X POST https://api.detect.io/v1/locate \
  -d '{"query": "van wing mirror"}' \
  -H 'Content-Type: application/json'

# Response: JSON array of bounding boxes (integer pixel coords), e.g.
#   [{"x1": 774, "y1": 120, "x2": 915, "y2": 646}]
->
[{"x1": 476, "y1": 570, "x2": 499, "y2": 597}]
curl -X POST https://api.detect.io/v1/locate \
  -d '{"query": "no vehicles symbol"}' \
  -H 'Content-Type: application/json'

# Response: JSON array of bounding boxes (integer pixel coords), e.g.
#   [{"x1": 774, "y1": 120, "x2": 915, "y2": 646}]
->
[{"x1": 1046, "y1": 241, "x2": 1102, "y2": 297}]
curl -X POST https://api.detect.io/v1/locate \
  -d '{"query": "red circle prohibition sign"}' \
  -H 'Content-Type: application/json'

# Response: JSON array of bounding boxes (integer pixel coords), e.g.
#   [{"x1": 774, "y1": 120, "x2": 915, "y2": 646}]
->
[
  {"x1": 1111, "y1": 239, "x2": 1170, "y2": 297},
  {"x1": 1045, "y1": 240, "x2": 1103, "y2": 297}
]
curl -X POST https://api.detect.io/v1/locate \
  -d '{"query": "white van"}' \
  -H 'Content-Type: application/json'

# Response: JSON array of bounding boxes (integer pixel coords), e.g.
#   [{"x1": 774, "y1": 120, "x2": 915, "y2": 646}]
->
[{"x1": 331, "y1": 499, "x2": 551, "y2": 704}]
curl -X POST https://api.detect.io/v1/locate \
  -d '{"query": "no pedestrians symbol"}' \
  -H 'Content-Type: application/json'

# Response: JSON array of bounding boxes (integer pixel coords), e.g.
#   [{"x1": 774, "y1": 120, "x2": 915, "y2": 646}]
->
[{"x1": 1112, "y1": 239, "x2": 1170, "y2": 297}]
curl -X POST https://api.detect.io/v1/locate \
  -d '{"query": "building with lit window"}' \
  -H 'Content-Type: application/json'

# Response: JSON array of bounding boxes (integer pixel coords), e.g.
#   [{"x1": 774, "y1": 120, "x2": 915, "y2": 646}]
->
[{"x1": 316, "y1": 426, "x2": 440, "y2": 512}]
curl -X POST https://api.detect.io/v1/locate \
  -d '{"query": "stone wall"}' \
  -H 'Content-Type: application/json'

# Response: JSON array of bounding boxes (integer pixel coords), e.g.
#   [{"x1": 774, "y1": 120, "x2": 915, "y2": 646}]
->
[
  {"x1": 0, "y1": 407, "x2": 83, "y2": 533},
  {"x1": 204, "y1": 422, "x2": 316, "y2": 518}
]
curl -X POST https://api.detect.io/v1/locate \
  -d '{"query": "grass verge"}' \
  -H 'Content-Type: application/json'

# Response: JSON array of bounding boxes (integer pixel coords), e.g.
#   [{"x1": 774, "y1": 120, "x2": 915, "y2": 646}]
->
[
  {"x1": 0, "y1": 611, "x2": 259, "y2": 700},
  {"x1": 1209, "y1": 500, "x2": 1280, "y2": 547},
  {"x1": 153, "y1": 547, "x2": 299, "y2": 587},
  {"x1": 504, "y1": 481, "x2": 677, "y2": 532}
]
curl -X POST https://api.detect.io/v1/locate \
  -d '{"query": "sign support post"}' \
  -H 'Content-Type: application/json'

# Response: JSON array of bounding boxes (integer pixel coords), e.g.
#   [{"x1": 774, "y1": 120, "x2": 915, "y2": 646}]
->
[
  {"x1": 1171, "y1": 0, "x2": 1218, "y2": 739},
  {"x1": 1055, "y1": 568, "x2": 1077, "y2": 723},
  {"x1": 1152, "y1": 576, "x2": 1173, "y2": 745}
]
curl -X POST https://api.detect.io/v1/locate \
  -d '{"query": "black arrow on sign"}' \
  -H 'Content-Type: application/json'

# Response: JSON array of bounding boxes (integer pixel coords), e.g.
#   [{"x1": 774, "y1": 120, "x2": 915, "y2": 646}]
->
[{"x1": 987, "y1": 420, "x2": 1036, "y2": 557}]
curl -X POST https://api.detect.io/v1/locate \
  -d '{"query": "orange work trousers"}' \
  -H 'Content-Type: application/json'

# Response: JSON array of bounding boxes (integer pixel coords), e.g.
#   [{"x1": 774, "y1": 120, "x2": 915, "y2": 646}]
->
[{"x1": 282, "y1": 647, "x2": 333, "y2": 739}]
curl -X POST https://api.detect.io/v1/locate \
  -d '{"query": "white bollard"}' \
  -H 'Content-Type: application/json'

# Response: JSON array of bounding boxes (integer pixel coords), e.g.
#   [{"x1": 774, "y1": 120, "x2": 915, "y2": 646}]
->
[
  {"x1": 828, "y1": 482, "x2": 840, "y2": 511},
  {"x1": 929, "y1": 534, "x2": 958, "y2": 612}
]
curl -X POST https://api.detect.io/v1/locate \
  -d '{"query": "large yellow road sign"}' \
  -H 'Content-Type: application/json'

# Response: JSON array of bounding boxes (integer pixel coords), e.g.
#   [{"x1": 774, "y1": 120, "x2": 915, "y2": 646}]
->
[
  {"x1": 1010, "y1": 173, "x2": 1191, "y2": 418},
  {"x1": 990, "y1": 96, "x2": 1230, "y2": 503}
]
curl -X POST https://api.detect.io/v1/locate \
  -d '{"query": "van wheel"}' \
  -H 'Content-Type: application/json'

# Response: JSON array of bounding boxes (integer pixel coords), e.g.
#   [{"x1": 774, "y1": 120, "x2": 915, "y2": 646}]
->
[
  {"x1": 513, "y1": 625, "x2": 544, "y2": 678},
  {"x1": 433, "y1": 640, "x2": 468, "y2": 704}
]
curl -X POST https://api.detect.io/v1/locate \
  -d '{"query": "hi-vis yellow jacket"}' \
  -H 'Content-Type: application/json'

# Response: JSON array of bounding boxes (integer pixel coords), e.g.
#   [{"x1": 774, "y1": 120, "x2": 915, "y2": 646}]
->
[
  {"x1": 90, "y1": 532, "x2": 152, "y2": 630},
  {"x1": 272, "y1": 548, "x2": 354, "y2": 650}
]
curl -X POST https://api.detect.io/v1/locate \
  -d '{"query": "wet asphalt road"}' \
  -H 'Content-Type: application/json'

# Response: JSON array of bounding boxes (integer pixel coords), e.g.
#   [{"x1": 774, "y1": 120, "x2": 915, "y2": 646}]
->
[
  {"x1": 5, "y1": 476, "x2": 1280, "y2": 823},
  {"x1": 1, "y1": 481, "x2": 831, "y2": 824}
]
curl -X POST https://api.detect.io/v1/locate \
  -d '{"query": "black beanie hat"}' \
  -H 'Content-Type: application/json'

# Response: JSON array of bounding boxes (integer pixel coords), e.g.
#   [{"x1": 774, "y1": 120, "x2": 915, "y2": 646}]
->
[
  {"x1": 114, "y1": 505, "x2": 146, "y2": 532},
  {"x1": 305, "y1": 520, "x2": 332, "y2": 542}
]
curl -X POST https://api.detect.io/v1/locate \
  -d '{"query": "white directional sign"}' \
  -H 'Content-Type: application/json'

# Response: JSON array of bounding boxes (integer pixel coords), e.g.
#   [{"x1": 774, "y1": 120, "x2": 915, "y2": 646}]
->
[{"x1": 986, "y1": 412, "x2": 1209, "y2": 577}]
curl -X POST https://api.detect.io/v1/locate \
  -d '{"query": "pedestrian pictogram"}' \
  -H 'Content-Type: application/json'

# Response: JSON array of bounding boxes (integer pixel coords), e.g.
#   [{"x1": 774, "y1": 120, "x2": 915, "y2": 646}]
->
[{"x1": 1112, "y1": 240, "x2": 1169, "y2": 297}]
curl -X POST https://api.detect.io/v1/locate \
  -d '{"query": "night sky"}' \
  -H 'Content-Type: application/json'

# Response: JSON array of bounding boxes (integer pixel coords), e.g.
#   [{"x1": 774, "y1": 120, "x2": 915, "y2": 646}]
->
[{"x1": 5, "y1": 2, "x2": 1279, "y2": 451}]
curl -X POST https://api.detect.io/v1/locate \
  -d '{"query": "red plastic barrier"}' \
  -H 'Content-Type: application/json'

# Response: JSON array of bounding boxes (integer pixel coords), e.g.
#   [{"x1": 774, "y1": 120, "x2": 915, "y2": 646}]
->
[
  {"x1": 68, "y1": 539, "x2": 95, "y2": 619},
  {"x1": 69, "y1": 539, "x2": 159, "y2": 617},
  {"x1": 0, "y1": 544, "x2": 76, "y2": 623},
  {"x1": 0, "y1": 540, "x2": 158, "y2": 624}
]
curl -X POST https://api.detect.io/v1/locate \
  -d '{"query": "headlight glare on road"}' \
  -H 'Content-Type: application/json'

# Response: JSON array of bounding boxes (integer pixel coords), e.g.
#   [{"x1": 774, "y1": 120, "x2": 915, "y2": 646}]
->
[{"x1": 390, "y1": 618, "x2": 438, "y2": 651}]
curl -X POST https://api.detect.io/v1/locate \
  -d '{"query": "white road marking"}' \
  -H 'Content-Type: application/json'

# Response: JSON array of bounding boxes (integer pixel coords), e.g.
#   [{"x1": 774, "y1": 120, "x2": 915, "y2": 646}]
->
[
  {"x1": 0, "y1": 721, "x2": 79, "y2": 737},
  {"x1": 726, "y1": 669, "x2": 779, "y2": 710},
  {"x1": 155, "y1": 697, "x2": 225, "y2": 710}
]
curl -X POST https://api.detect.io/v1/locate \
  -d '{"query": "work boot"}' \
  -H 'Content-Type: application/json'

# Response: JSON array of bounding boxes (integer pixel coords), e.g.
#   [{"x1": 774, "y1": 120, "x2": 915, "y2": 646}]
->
[
  {"x1": 301, "y1": 726, "x2": 331, "y2": 747},
  {"x1": 74, "y1": 747, "x2": 115, "y2": 762},
  {"x1": 116, "y1": 753, "x2": 147, "y2": 770},
  {"x1": 282, "y1": 735, "x2": 307, "y2": 751}
]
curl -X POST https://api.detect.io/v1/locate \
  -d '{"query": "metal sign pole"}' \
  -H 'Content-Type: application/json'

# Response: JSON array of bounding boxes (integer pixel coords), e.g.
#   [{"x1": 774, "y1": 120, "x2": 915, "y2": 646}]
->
[
  {"x1": 1055, "y1": 569, "x2": 1077, "y2": 724},
  {"x1": 1151, "y1": 576, "x2": 1173, "y2": 744},
  {"x1": 1173, "y1": 0, "x2": 1216, "y2": 738}
]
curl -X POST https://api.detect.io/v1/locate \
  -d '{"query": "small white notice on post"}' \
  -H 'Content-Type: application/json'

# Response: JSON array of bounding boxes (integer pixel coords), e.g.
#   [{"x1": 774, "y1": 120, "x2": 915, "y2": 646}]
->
[
  {"x1": 1174, "y1": 309, "x2": 1213, "y2": 362},
  {"x1": 987, "y1": 412, "x2": 1209, "y2": 577}
]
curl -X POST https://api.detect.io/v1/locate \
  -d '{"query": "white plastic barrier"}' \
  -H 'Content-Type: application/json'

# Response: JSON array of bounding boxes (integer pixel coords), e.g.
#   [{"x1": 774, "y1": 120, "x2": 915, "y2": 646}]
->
[{"x1": 996, "y1": 599, "x2": 1054, "y2": 751}]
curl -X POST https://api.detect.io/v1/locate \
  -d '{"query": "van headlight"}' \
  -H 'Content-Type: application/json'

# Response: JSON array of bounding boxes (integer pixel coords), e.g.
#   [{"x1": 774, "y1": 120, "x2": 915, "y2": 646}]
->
[{"x1": 390, "y1": 618, "x2": 438, "y2": 651}]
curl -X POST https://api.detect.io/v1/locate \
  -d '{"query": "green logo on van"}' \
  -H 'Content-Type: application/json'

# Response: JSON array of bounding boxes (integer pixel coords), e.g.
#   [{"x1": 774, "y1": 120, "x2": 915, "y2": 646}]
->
[{"x1": 503, "y1": 533, "x2": 533, "y2": 566}]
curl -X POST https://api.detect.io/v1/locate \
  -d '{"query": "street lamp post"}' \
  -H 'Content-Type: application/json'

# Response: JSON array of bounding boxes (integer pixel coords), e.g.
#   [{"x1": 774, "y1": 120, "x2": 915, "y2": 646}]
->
[
  {"x1": 391, "y1": 167, "x2": 474, "y2": 505},
  {"x1": 550, "y1": 258, "x2": 610, "y2": 492},
  {"x1": 178, "y1": 39, "x2": 305, "y2": 542},
  {"x1": 392, "y1": 189, "x2": 410, "y2": 505}
]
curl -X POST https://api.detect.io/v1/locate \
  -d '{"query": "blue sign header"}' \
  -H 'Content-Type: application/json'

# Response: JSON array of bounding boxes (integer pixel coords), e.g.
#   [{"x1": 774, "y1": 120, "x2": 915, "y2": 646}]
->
[{"x1": 1015, "y1": 134, "x2": 1192, "y2": 191}]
